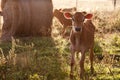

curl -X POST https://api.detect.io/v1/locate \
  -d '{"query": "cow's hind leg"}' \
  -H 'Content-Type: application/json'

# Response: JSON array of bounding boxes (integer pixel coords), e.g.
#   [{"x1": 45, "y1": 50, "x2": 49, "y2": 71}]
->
[
  {"x1": 61, "y1": 26, "x2": 66, "y2": 37},
  {"x1": 89, "y1": 48, "x2": 94, "y2": 74}
]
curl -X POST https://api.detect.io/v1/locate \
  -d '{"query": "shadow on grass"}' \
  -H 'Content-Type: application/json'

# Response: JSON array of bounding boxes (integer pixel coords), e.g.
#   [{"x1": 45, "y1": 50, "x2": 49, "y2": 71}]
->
[{"x1": 0, "y1": 37, "x2": 70, "y2": 80}]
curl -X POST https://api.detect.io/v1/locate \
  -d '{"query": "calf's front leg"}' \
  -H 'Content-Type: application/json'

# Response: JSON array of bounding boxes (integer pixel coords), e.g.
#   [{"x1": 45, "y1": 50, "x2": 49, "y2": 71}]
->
[{"x1": 80, "y1": 51, "x2": 85, "y2": 79}]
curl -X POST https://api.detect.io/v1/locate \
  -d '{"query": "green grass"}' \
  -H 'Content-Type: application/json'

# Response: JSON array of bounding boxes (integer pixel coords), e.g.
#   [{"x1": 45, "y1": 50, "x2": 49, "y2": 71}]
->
[{"x1": 0, "y1": 36, "x2": 119, "y2": 80}]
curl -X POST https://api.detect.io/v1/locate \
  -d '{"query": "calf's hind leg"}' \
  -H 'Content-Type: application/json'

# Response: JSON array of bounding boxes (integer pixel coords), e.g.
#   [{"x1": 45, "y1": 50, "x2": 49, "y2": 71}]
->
[{"x1": 89, "y1": 48, "x2": 94, "y2": 74}]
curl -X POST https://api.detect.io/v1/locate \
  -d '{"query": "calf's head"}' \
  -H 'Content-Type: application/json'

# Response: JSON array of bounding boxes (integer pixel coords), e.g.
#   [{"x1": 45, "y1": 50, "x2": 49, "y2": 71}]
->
[
  {"x1": 64, "y1": 12, "x2": 93, "y2": 33},
  {"x1": 53, "y1": 9, "x2": 62, "y2": 17}
]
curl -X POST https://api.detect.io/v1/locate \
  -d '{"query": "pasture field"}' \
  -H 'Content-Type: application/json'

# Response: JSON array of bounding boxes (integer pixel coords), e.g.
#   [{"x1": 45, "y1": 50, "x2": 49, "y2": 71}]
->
[
  {"x1": 0, "y1": 9, "x2": 120, "y2": 80},
  {"x1": 0, "y1": 0, "x2": 120, "y2": 79}
]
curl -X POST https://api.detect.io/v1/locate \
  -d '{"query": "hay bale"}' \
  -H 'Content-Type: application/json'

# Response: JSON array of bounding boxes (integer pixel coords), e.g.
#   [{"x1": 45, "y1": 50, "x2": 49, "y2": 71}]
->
[{"x1": 1, "y1": 0, "x2": 53, "y2": 41}]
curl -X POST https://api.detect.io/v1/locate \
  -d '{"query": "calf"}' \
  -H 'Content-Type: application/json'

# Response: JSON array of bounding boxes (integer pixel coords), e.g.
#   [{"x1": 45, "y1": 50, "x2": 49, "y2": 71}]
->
[
  {"x1": 64, "y1": 12, "x2": 95, "y2": 79},
  {"x1": 53, "y1": 9, "x2": 72, "y2": 36}
]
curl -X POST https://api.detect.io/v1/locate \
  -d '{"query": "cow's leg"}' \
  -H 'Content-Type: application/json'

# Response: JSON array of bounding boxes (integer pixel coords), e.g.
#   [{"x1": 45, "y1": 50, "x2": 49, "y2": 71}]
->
[
  {"x1": 70, "y1": 48, "x2": 75, "y2": 79},
  {"x1": 80, "y1": 51, "x2": 85, "y2": 79},
  {"x1": 61, "y1": 26, "x2": 66, "y2": 37},
  {"x1": 89, "y1": 48, "x2": 94, "y2": 74},
  {"x1": 76, "y1": 52, "x2": 80, "y2": 59}
]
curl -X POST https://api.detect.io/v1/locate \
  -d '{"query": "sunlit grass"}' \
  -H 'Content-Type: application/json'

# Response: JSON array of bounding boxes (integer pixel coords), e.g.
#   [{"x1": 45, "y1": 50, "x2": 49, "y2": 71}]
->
[{"x1": 0, "y1": 9, "x2": 120, "y2": 80}]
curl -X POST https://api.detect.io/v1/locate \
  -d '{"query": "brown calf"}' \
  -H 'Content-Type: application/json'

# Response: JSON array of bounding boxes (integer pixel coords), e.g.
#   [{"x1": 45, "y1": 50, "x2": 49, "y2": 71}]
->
[
  {"x1": 64, "y1": 12, "x2": 95, "y2": 79},
  {"x1": 53, "y1": 9, "x2": 72, "y2": 36}
]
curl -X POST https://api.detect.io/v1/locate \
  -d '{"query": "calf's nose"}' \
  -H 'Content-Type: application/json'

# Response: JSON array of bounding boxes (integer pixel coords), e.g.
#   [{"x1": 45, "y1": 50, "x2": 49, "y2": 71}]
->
[{"x1": 75, "y1": 27, "x2": 81, "y2": 32}]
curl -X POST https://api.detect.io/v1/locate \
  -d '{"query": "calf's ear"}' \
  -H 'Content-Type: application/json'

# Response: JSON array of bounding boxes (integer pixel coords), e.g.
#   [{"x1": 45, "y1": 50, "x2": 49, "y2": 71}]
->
[
  {"x1": 59, "y1": 9, "x2": 62, "y2": 11},
  {"x1": 82, "y1": 11, "x2": 87, "y2": 15},
  {"x1": 85, "y1": 14, "x2": 93, "y2": 19},
  {"x1": 64, "y1": 12, "x2": 72, "y2": 19}
]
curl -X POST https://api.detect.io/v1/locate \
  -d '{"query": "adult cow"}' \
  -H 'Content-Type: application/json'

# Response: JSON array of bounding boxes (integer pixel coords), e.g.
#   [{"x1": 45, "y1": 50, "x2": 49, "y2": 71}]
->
[
  {"x1": 64, "y1": 12, "x2": 95, "y2": 79},
  {"x1": 1, "y1": 0, "x2": 53, "y2": 41}
]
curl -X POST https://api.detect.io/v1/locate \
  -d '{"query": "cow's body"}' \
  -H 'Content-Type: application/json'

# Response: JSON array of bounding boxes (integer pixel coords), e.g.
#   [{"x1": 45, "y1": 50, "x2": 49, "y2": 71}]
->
[
  {"x1": 64, "y1": 12, "x2": 95, "y2": 79},
  {"x1": 53, "y1": 9, "x2": 72, "y2": 36}
]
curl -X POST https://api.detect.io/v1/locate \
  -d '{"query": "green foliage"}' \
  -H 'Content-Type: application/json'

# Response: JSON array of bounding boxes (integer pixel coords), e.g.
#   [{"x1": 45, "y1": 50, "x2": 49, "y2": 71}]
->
[
  {"x1": 0, "y1": 37, "x2": 70, "y2": 80},
  {"x1": 102, "y1": 34, "x2": 120, "y2": 54},
  {"x1": 29, "y1": 74, "x2": 41, "y2": 80},
  {"x1": 94, "y1": 39, "x2": 103, "y2": 55},
  {"x1": 111, "y1": 34, "x2": 120, "y2": 48}
]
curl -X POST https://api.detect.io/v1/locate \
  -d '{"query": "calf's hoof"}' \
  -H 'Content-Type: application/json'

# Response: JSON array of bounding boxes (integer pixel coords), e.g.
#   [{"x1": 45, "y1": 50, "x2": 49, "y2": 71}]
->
[
  {"x1": 70, "y1": 73, "x2": 74, "y2": 79},
  {"x1": 91, "y1": 67, "x2": 94, "y2": 74},
  {"x1": 80, "y1": 74, "x2": 84, "y2": 80}
]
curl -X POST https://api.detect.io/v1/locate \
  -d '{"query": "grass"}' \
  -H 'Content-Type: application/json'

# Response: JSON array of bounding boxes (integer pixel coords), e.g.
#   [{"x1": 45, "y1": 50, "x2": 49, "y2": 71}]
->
[{"x1": 0, "y1": 10, "x2": 120, "y2": 80}]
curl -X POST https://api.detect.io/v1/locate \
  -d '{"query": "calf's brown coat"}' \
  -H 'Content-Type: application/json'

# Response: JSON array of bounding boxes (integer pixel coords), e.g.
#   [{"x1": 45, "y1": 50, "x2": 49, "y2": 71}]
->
[{"x1": 64, "y1": 12, "x2": 95, "y2": 79}]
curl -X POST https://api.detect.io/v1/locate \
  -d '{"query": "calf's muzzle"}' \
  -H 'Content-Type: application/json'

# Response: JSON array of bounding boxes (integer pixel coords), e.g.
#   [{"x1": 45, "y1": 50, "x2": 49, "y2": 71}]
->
[{"x1": 75, "y1": 27, "x2": 82, "y2": 32}]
